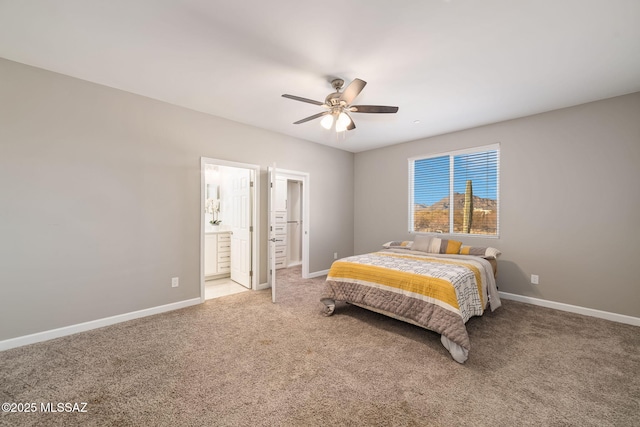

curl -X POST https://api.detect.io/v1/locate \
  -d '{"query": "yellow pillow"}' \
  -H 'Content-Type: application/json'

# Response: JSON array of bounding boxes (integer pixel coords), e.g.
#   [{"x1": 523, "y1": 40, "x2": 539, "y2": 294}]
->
[{"x1": 442, "y1": 239, "x2": 462, "y2": 254}]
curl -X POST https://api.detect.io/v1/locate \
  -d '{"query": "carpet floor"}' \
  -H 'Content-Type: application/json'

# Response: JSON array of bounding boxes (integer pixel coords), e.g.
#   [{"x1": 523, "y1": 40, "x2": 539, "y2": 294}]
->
[{"x1": 1, "y1": 266, "x2": 639, "y2": 426}]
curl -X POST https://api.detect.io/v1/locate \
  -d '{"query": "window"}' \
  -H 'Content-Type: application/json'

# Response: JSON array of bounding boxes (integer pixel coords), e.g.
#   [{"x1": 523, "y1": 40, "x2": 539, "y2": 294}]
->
[{"x1": 409, "y1": 144, "x2": 499, "y2": 236}]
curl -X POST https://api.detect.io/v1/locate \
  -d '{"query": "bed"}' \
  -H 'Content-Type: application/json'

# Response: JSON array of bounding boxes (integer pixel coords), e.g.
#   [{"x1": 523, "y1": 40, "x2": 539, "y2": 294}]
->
[{"x1": 320, "y1": 237, "x2": 501, "y2": 363}]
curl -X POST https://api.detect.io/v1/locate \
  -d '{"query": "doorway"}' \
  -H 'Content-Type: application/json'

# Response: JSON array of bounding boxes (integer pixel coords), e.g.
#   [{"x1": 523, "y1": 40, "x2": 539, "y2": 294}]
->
[
  {"x1": 201, "y1": 158, "x2": 259, "y2": 301},
  {"x1": 286, "y1": 180, "x2": 303, "y2": 267},
  {"x1": 268, "y1": 167, "x2": 310, "y2": 303}
]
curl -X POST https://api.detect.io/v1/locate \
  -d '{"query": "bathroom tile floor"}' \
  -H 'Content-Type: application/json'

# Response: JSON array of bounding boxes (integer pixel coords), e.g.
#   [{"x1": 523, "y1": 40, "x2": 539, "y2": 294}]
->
[{"x1": 205, "y1": 277, "x2": 249, "y2": 300}]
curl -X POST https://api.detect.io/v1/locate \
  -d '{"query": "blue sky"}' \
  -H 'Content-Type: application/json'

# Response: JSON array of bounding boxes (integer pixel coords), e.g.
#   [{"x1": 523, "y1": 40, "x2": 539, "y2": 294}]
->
[{"x1": 413, "y1": 150, "x2": 498, "y2": 206}]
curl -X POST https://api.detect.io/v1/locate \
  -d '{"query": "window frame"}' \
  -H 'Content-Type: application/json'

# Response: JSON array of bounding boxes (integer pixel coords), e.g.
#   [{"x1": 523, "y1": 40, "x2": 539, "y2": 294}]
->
[{"x1": 408, "y1": 143, "x2": 500, "y2": 238}]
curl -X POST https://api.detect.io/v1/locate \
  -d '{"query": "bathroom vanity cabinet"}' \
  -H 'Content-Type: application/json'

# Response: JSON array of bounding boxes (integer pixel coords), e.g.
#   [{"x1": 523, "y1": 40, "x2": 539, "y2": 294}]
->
[{"x1": 205, "y1": 231, "x2": 231, "y2": 278}]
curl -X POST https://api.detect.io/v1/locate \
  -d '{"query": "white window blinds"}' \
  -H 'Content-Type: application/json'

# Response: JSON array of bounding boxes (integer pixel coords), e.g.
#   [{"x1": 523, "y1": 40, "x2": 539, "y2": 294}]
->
[{"x1": 409, "y1": 144, "x2": 499, "y2": 236}]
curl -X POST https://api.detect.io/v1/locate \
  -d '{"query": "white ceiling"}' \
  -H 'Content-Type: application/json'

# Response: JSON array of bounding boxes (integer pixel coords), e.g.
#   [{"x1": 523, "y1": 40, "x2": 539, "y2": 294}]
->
[{"x1": 1, "y1": 0, "x2": 639, "y2": 153}]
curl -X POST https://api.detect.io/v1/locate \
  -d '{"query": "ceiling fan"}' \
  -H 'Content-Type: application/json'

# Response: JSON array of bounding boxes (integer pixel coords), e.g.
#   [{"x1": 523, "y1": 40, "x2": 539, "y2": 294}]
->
[{"x1": 282, "y1": 78, "x2": 399, "y2": 132}]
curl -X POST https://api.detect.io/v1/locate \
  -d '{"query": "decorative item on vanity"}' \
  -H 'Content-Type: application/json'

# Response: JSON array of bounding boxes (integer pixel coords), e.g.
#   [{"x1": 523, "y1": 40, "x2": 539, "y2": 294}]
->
[{"x1": 206, "y1": 198, "x2": 222, "y2": 226}]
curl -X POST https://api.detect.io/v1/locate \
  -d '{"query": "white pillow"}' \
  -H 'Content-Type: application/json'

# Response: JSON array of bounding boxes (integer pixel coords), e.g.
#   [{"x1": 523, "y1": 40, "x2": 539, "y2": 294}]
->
[{"x1": 411, "y1": 235, "x2": 433, "y2": 252}]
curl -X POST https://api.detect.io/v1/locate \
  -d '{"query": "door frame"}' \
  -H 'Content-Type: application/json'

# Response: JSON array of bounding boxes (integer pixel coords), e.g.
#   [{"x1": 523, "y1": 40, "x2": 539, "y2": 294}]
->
[{"x1": 200, "y1": 157, "x2": 260, "y2": 302}]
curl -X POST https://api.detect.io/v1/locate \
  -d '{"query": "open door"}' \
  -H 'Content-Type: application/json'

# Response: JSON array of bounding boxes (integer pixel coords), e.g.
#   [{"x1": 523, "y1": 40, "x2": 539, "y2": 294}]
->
[
  {"x1": 229, "y1": 167, "x2": 252, "y2": 288},
  {"x1": 268, "y1": 165, "x2": 277, "y2": 302}
]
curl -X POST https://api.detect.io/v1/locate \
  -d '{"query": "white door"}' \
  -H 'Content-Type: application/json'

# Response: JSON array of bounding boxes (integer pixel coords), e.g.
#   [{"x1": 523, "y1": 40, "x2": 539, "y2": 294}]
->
[
  {"x1": 268, "y1": 165, "x2": 277, "y2": 302},
  {"x1": 228, "y1": 167, "x2": 252, "y2": 288}
]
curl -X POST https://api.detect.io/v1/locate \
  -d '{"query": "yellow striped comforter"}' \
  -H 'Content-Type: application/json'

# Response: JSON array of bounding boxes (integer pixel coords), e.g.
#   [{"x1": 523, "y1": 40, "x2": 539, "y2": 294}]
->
[{"x1": 322, "y1": 250, "x2": 500, "y2": 357}]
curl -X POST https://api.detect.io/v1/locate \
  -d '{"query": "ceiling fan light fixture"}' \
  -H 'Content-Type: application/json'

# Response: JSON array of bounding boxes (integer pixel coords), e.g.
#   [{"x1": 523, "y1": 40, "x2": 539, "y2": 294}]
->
[
  {"x1": 320, "y1": 114, "x2": 334, "y2": 130},
  {"x1": 335, "y1": 112, "x2": 351, "y2": 132}
]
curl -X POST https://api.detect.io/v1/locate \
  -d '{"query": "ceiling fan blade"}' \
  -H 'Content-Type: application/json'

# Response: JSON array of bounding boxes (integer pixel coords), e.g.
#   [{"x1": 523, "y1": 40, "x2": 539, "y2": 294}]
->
[
  {"x1": 293, "y1": 110, "x2": 330, "y2": 124},
  {"x1": 339, "y1": 78, "x2": 367, "y2": 104},
  {"x1": 350, "y1": 105, "x2": 399, "y2": 114},
  {"x1": 282, "y1": 94, "x2": 325, "y2": 106},
  {"x1": 346, "y1": 113, "x2": 356, "y2": 131}
]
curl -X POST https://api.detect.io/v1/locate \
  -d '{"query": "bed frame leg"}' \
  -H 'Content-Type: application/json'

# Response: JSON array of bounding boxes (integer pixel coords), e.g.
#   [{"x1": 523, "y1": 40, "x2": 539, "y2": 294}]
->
[{"x1": 320, "y1": 298, "x2": 336, "y2": 316}]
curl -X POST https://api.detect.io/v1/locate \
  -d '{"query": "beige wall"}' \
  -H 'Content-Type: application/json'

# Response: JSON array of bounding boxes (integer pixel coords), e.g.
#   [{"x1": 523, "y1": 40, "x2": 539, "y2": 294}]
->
[
  {"x1": 354, "y1": 92, "x2": 640, "y2": 318},
  {"x1": 0, "y1": 58, "x2": 354, "y2": 341},
  {"x1": 2, "y1": 55, "x2": 637, "y2": 343}
]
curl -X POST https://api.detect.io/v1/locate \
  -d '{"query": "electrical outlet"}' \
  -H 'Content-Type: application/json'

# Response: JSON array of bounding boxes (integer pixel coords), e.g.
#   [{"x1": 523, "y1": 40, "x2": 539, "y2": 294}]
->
[
  {"x1": 333, "y1": 252, "x2": 338, "y2": 260},
  {"x1": 531, "y1": 274, "x2": 539, "y2": 285},
  {"x1": 171, "y1": 277, "x2": 179, "y2": 288}
]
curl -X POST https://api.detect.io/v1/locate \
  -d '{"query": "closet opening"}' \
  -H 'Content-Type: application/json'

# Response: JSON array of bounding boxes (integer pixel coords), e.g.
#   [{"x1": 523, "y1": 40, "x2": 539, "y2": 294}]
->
[
  {"x1": 268, "y1": 168, "x2": 310, "y2": 303},
  {"x1": 274, "y1": 176, "x2": 303, "y2": 270}
]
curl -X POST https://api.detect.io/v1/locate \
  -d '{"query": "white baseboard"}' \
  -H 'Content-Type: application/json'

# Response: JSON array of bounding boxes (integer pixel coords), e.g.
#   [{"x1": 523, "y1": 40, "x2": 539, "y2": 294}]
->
[
  {"x1": 308, "y1": 269, "x2": 329, "y2": 279},
  {"x1": 0, "y1": 298, "x2": 201, "y2": 352},
  {"x1": 499, "y1": 292, "x2": 640, "y2": 327},
  {"x1": 14, "y1": 290, "x2": 632, "y2": 353}
]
